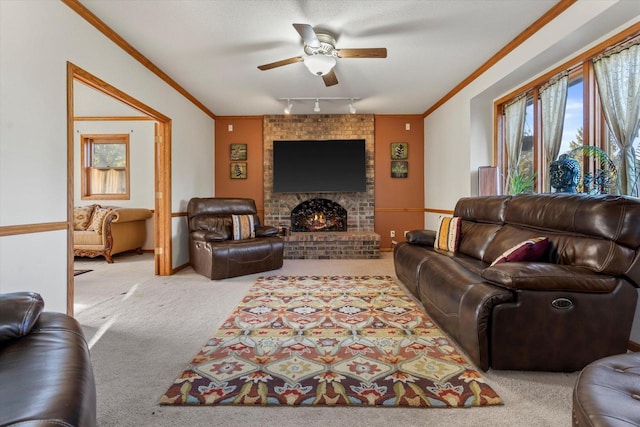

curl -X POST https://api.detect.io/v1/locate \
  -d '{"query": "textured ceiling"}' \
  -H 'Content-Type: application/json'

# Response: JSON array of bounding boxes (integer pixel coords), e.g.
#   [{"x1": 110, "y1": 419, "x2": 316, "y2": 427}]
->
[{"x1": 77, "y1": 0, "x2": 565, "y2": 116}]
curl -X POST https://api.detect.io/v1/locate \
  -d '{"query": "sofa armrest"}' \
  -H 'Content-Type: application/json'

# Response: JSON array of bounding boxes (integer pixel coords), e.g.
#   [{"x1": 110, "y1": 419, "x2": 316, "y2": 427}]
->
[
  {"x1": 406, "y1": 229, "x2": 436, "y2": 247},
  {"x1": 0, "y1": 291, "x2": 44, "y2": 342},
  {"x1": 256, "y1": 225, "x2": 279, "y2": 237},
  {"x1": 112, "y1": 208, "x2": 153, "y2": 223},
  {"x1": 191, "y1": 230, "x2": 226, "y2": 242},
  {"x1": 481, "y1": 262, "x2": 621, "y2": 293}
]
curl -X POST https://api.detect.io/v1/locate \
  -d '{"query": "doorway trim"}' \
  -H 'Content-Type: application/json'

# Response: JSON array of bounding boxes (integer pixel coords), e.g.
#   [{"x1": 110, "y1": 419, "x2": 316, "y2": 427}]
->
[{"x1": 67, "y1": 62, "x2": 172, "y2": 314}]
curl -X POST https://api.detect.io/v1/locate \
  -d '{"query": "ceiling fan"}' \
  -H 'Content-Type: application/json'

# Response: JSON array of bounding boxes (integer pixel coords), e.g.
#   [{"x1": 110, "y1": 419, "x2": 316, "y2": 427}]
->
[{"x1": 257, "y1": 23, "x2": 387, "y2": 87}]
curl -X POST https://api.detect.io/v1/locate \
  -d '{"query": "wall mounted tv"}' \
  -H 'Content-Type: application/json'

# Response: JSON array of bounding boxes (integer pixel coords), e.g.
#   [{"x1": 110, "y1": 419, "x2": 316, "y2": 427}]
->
[{"x1": 273, "y1": 139, "x2": 366, "y2": 193}]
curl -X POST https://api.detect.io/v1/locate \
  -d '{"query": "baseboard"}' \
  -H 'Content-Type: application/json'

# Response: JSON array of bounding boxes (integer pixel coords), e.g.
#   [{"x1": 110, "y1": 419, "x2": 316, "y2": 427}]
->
[
  {"x1": 171, "y1": 262, "x2": 190, "y2": 275},
  {"x1": 629, "y1": 340, "x2": 640, "y2": 352}
]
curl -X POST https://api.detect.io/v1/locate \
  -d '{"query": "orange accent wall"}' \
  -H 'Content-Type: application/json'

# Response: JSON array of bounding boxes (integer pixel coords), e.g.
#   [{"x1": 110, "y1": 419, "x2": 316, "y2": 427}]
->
[
  {"x1": 214, "y1": 114, "x2": 425, "y2": 248},
  {"x1": 214, "y1": 117, "x2": 265, "y2": 218},
  {"x1": 374, "y1": 115, "x2": 425, "y2": 250}
]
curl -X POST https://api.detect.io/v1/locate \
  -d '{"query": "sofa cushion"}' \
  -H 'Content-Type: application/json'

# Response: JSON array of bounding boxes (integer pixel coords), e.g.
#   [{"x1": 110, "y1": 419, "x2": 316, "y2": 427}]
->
[
  {"x1": 74, "y1": 230, "x2": 104, "y2": 246},
  {"x1": 191, "y1": 230, "x2": 226, "y2": 242},
  {"x1": 88, "y1": 207, "x2": 112, "y2": 234},
  {"x1": 490, "y1": 237, "x2": 549, "y2": 266},
  {"x1": 434, "y1": 216, "x2": 461, "y2": 252},
  {"x1": 0, "y1": 292, "x2": 44, "y2": 342},
  {"x1": 232, "y1": 214, "x2": 255, "y2": 240},
  {"x1": 458, "y1": 221, "x2": 502, "y2": 260},
  {"x1": 191, "y1": 216, "x2": 232, "y2": 240},
  {"x1": 74, "y1": 205, "x2": 96, "y2": 231},
  {"x1": 481, "y1": 263, "x2": 620, "y2": 293}
]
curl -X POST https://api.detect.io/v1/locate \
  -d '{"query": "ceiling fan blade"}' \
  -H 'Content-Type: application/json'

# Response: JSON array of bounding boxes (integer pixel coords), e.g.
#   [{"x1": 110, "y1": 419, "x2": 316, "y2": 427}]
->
[
  {"x1": 322, "y1": 70, "x2": 338, "y2": 87},
  {"x1": 257, "y1": 56, "x2": 303, "y2": 71},
  {"x1": 336, "y1": 48, "x2": 387, "y2": 59},
  {"x1": 293, "y1": 23, "x2": 320, "y2": 48}
]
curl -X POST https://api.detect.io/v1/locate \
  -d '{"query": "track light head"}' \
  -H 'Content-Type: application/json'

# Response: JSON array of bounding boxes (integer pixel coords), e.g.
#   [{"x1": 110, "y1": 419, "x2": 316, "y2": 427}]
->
[
  {"x1": 349, "y1": 98, "x2": 356, "y2": 114},
  {"x1": 313, "y1": 99, "x2": 321, "y2": 113},
  {"x1": 284, "y1": 99, "x2": 293, "y2": 114}
]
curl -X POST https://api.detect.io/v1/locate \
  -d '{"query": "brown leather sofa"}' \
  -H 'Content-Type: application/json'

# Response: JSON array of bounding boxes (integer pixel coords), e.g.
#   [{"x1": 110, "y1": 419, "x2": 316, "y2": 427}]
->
[
  {"x1": 394, "y1": 194, "x2": 640, "y2": 372},
  {"x1": 572, "y1": 351, "x2": 640, "y2": 426},
  {"x1": 0, "y1": 291, "x2": 96, "y2": 426},
  {"x1": 188, "y1": 197, "x2": 284, "y2": 279}
]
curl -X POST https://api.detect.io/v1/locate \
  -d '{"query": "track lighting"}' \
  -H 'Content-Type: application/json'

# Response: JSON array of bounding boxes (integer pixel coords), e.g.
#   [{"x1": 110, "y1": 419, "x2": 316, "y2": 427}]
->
[
  {"x1": 284, "y1": 99, "x2": 293, "y2": 114},
  {"x1": 277, "y1": 97, "x2": 361, "y2": 114}
]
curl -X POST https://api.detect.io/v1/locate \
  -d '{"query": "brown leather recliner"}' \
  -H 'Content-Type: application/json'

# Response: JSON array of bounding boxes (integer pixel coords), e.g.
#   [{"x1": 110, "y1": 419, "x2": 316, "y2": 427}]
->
[
  {"x1": 0, "y1": 292, "x2": 97, "y2": 426},
  {"x1": 187, "y1": 197, "x2": 284, "y2": 279}
]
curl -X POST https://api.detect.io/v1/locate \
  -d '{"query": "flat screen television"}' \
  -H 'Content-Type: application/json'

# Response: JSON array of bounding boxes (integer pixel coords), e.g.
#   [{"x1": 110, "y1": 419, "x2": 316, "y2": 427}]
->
[{"x1": 273, "y1": 139, "x2": 366, "y2": 193}]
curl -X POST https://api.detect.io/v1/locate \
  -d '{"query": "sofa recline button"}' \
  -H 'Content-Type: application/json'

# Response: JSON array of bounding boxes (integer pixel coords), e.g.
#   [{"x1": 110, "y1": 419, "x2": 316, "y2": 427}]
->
[{"x1": 551, "y1": 298, "x2": 573, "y2": 309}]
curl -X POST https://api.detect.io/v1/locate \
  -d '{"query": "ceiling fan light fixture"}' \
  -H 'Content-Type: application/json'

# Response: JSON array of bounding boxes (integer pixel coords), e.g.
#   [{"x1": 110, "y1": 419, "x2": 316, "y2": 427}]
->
[
  {"x1": 303, "y1": 54, "x2": 336, "y2": 76},
  {"x1": 314, "y1": 99, "x2": 321, "y2": 112}
]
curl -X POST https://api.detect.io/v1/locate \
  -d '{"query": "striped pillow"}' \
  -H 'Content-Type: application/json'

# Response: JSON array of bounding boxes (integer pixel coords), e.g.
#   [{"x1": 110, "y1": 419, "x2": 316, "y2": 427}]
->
[
  {"x1": 434, "y1": 216, "x2": 461, "y2": 252},
  {"x1": 231, "y1": 214, "x2": 255, "y2": 240}
]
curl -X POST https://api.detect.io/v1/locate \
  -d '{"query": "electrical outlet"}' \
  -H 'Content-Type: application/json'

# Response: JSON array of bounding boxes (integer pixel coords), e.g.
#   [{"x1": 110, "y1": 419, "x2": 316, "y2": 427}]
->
[{"x1": 390, "y1": 230, "x2": 395, "y2": 238}]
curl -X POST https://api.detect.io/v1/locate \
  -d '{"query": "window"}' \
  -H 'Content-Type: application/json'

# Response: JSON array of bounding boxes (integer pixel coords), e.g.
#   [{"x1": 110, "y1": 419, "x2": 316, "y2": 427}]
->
[
  {"x1": 81, "y1": 134, "x2": 130, "y2": 200},
  {"x1": 518, "y1": 95, "x2": 535, "y2": 191},
  {"x1": 496, "y1": 30, "x2": 640, "y2": 197}
]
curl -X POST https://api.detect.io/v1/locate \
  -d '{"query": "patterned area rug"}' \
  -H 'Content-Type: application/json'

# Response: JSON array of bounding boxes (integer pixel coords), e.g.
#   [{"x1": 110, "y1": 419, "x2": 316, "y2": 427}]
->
[{"x1": 160, "y1": 275, "x2": 502, "y2": 408}]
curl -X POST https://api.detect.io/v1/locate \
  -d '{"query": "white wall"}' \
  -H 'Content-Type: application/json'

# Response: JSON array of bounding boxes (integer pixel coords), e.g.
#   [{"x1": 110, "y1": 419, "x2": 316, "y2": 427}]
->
[
  {"x1": 0, "y1": 1, "x2": 214, "y2": 313},
  {"x1": 74, "y1": 120, "x2": 155, "y2": 250},
  {"x1": 423, "y1": 0, "x2": 640, "y2": 337},
  {"x1": 424, "y1": 1, "x2": 638, "y2": 220}
]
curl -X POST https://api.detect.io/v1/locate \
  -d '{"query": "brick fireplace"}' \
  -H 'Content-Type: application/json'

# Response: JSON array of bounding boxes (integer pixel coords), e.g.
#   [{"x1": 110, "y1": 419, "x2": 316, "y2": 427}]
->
[
  {"x1": 263, "y1": 114, "x2": 380, "y2": 259},
  {"x1": 291, "y1": 198, "x2": 347, "y2": 232}
]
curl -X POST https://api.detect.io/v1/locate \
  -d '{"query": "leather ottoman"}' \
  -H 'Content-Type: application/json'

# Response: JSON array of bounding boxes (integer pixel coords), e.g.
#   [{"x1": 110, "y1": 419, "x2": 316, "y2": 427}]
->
[{"x1": 573, "y1": 352, "x2": 640, "y2": 426}]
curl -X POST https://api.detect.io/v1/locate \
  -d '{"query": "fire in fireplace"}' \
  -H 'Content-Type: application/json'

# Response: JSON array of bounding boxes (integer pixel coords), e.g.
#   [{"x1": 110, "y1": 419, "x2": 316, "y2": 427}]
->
[{"x1": 291, "y1": 198, "x2": 347, "y2": 232}]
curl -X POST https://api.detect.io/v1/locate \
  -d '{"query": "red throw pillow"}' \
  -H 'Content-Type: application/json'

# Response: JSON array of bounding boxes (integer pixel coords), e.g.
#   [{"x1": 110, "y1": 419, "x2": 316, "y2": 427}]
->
[{"x1": 490, "y1": 237, "x2": 549, "y2": 266}]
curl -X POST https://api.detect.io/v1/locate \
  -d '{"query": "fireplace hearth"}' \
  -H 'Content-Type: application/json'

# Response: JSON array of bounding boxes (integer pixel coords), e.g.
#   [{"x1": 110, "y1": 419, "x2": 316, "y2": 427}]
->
[{"x1": 291, "y1": 198, "x2": 347, "y2": 232}]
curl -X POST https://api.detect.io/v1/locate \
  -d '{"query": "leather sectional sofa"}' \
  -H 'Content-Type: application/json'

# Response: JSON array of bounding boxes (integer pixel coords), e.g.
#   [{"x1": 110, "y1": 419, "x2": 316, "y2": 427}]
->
[
  {"x1": 0, "y1": 291, "x2": 96, "y2": 426},
  {"x1": 394, "y1": 193, "x2": 640, "y2": 372}
]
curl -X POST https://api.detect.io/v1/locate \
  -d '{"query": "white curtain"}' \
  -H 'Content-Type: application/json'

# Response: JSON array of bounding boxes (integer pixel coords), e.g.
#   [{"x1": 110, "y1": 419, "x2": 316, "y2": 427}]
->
[
  {"x1": 593, "y1": 40, "x2": 640, "y2": 197},
  {"x1": 504, "y1": 95, "x2": 527, "y2": 194},
  {"x1": 540, "y1": 72, "x2": 569, "y2": 191},
  {"x1": 91, "y1": 168, "x2": 125, "y2": 194}
]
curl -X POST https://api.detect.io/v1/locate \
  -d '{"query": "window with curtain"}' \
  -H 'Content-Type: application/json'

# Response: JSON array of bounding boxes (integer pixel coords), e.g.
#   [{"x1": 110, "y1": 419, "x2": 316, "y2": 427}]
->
[
  {"x1": 81, "y1": 134, "x2": 130, "y2": 200},
  {"x1": 495, "y1": 29, "x2": 640, "y2": 197},
  {"x1": 593, "y1": 40, "x2": 640, "y2": 197}
]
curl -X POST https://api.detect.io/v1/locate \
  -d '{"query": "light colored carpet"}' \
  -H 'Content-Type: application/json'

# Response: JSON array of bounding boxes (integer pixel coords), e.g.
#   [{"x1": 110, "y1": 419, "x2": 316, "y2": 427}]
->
[{"x1": 74, "y1": 252, "x2": 578, "y2": 427}]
